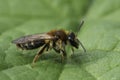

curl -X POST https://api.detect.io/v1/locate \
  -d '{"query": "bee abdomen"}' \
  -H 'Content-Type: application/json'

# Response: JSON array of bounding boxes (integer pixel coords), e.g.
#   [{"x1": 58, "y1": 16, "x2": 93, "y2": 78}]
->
[{"x1": 16, "y1": 40, "x2": 45, "y2": 50}]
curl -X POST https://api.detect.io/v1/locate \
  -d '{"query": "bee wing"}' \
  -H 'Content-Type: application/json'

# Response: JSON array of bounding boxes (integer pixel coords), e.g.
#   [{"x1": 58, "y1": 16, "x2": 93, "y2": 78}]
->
[{"x1": 12, "y1": 33, "x2": 54, "y2": 44}]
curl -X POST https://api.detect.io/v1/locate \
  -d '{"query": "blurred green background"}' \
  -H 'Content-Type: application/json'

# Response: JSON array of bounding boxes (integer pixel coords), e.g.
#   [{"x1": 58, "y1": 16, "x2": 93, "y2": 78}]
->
[{"x1": 0, "y1": 0, "x2": 120, "y2": 80}]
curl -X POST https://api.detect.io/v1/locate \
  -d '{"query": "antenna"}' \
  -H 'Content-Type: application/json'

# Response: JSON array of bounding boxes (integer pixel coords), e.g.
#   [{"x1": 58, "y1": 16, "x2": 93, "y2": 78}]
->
[
  {"x1": 79, "y1": 40, "x2": 86, "y2": 52},
  {"x1": 77, "y1": 20, "x2": 86, "y2": 52},
  {"x1": 76, "y1": 20, "x2": 84, "y2": 36}
]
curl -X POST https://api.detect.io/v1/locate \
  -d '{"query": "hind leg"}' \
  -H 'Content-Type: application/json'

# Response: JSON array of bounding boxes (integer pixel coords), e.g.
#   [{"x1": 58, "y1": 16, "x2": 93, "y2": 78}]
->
[{"x1": 32, "y1": 44, "x2": 48, "y2": 67}]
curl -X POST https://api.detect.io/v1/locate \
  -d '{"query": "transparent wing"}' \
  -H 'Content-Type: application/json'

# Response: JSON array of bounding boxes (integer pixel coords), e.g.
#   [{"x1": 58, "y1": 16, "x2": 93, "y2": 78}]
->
[{"x1": 12, "y1": 33, "x2": 54, "y2": 44}]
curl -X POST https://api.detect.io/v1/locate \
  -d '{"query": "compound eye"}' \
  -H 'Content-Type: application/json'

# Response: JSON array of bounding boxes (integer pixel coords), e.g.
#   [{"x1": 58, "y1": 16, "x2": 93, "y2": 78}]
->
[
  {"x1": 68, "y1": 32, "x2": 75, "y2": 41},
  {"x1": 68, "y1": 33, "x2": 79, "y2": 48},
  {"x1": 68, "y1": 36, "x2": 71, "y2": 40}
]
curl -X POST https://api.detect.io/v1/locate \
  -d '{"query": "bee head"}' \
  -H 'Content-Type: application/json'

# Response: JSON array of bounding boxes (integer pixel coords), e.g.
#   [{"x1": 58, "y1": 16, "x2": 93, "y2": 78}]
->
[{"x1": 68, "y1": 32, "x2": 79, "y2": 48}]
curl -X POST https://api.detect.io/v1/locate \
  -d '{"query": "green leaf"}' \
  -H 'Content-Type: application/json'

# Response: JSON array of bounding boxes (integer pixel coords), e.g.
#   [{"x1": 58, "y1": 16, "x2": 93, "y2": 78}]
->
[{"x1": 0, "y1": 0, "x2": 120, "y2": 80}]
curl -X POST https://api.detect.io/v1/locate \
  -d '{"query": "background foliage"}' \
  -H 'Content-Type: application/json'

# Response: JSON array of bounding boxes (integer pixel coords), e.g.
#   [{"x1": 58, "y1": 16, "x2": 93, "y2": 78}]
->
[{"x1": 0, "y1": 0, "x2": 120, "y2": 80}]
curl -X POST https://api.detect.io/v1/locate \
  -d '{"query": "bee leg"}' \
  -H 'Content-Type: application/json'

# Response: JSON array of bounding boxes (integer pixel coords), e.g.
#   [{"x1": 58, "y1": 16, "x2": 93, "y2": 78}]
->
[
  {"x1": 53, "y1": 48, "x2": 66, "y2": 62},
  {"x1": 32, "y1": 44, "x2": 48, "y2": 67},
  {"x1": 53, "y1": 41, "x2": 66, "y2": 62},
  {"x1": 60, "y1": 49, "x2": 66, "y2": 62},
  {"x1": 71, "y1": 47, "x2": 74, "y2": 55},
  {"x1": 78, "y1": 40, "x2": 86, "y2": 52},
  {"x1": 60, "y1": 43, "x2": 67, "y2": 63},
  {"x1": 46, "y1": 43, "x2": 50, "y2": 51}
]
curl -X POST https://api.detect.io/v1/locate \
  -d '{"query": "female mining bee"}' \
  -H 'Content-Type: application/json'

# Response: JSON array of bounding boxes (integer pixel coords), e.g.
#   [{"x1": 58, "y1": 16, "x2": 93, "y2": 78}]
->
[{"x1": 12, "y1": 20, "x2": 86, "y2": 65}]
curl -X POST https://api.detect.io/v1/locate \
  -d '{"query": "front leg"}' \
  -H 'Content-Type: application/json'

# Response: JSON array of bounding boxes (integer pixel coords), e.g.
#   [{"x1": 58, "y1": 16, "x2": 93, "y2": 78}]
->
[{"x1": 71, "y1": 47, "x2": 74, "y2": 55}]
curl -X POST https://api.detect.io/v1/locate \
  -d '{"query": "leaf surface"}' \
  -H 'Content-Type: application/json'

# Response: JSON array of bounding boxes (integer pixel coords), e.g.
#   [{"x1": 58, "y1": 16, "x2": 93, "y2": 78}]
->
[{"x1": 0, "y1": 0, "x2": 120, "y2": 80}]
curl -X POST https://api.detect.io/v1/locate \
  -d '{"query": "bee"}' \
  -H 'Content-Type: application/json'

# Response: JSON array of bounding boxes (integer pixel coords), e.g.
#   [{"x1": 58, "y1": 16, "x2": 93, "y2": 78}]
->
[{"x1": 12, "y1": 20, "x2": 86, "y2": 65}]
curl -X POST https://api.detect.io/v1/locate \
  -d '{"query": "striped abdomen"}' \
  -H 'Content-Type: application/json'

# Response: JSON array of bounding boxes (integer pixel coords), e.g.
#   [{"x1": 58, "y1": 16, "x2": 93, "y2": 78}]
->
[{"x1": 16, "y1": 40, "x2": 45, "y2": 50}]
